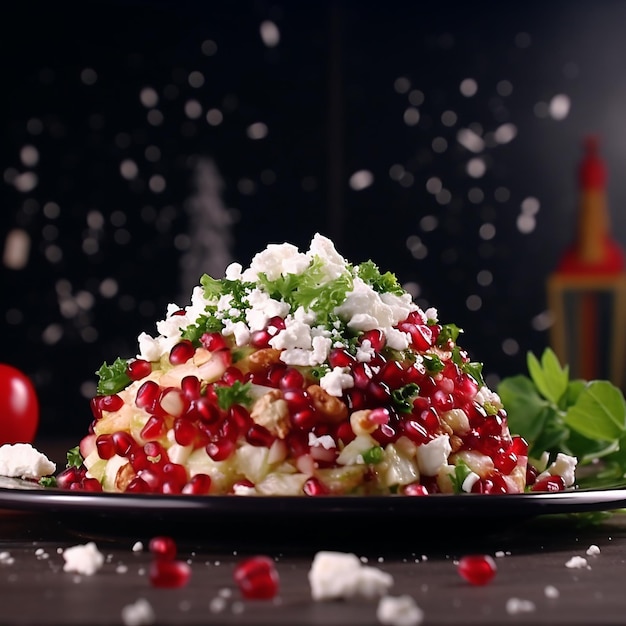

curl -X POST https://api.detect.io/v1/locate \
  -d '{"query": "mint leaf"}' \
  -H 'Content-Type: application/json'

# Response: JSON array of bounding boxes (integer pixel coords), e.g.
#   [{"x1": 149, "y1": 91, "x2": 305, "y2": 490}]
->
[
  {"x1": 391, "y1": 383, "x2": 420, "y2": 414},
  {"x1": 39, "y1": 476, "x2": 57, "y2": 487},
  {"x1": 563, "y1": 380, "x2": 626, "y2": 442},
  {"x1": 527, "y1": 348, "x2": 568, "y2": 405}
]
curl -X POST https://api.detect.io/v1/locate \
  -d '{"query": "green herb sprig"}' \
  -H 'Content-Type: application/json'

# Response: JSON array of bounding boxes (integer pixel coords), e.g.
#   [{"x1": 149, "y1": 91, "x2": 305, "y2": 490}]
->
[{"x1": 498, "y1": 348, "x2": 626, "y2": 486}]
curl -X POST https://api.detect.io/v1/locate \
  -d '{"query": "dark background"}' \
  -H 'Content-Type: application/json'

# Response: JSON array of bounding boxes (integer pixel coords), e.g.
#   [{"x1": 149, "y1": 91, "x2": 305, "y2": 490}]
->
[{"x1": 3, "y1": 0, "x2": 626, "y2": 440}]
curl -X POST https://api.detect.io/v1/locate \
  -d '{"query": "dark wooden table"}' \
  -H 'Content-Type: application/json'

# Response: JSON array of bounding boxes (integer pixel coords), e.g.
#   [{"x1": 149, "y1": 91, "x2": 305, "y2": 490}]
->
[{"x1": 1, "y1": 440, "x2": 625, "y2": 625}]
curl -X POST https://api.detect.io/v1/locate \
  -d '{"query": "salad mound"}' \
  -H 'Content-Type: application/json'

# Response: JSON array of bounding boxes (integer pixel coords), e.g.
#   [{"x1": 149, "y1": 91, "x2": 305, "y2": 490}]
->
[{"x1": 57, "y1": 233, "x2": 576, "y2": 496}]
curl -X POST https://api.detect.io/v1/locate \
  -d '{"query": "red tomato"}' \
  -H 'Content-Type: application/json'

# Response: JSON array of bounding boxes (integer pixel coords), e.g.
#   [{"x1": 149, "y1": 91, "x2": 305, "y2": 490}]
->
[{"x1": 0, "y1": 364, "x2": 39, "y2": 444}]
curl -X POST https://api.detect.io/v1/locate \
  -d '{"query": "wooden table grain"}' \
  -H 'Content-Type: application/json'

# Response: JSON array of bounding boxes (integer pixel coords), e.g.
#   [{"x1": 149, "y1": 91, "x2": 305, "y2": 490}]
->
[{"x1": 0, "y1": 440, "x2": 624, "y2": 625}]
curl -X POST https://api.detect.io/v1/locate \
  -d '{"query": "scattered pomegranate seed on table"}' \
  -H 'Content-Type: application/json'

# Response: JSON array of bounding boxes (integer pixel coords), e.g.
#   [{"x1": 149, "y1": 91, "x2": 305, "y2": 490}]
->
[
  {"x1": 456, "y1": 554, "x2": 497, "y2": 586},
  {"x1": 147, "y1": 536, "x2": 191, "y2": 589},
  {"x1": 233, "y1": 555, "x2": 280, "y2": 600}
]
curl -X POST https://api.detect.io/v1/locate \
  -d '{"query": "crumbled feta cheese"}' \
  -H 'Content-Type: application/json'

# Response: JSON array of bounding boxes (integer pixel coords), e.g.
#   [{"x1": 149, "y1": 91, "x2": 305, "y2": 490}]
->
[
  {"x1": 565, "y1": 556, "x2": 589, "y2": 569},
  {"x1": 474, "y1": 386, "x2": 503, "y2": 411},
  {"x1": 505, "y1": 598, "x2": 536, "y2": 615},
  {"x1": 415, "y1": 435, "x2": 451, "y2": 476},
  {"x1": 377, "y1": 595, "x2": 424, "y2": 626},
  {"x1": 320, "y1": 367, "x2": 354, "y2": 397},
  {"x1": 424, "y1": 307, "x2": 438, "y2": 323},
  {"x1": 221, "y1": 319, "x2": 251, "y2": 346},
  {"x1": 536, "y1": 452, "x2": 578, "y2": 488},
  {"x1": 121, "y1": 598, "x2": 155, "y2": 626},
  {"x1": 243, "y1": 241, "x2": 311, "y2": 282},
  {"x1": 308, "y1": 551, "x2": 393, "y2": 601},
  {"x1": 131, "y1": 541, "x2": 143, "y2": 552},
  {"x1": 544, "y1": 585, "x2": 560, "y2": 599},
  {"x1": 308, "y1": 232, "x2": 349, "y2": 281},
  {"x1": 232, "y1": 484, "x2": 257, "y2": 496},
  {"x1": 0, "y1": 443, "x2": 56, "y2": 479},
  {"x1": 586, "y1": 544, "x2": 600, "y2": 556},
  {"x1": 62, "y1": 542, "x2": 105, "y2": 576},
  {"x1": 308, "y1": 433, "x2": 336, "y2": 449},
  {"x1": 356, "y1": 339, "x2": 375, "y2": 362}
]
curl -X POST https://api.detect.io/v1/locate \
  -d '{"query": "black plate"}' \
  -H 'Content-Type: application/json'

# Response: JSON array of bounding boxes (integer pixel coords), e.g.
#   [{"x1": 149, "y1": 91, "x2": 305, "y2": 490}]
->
[{"x1": 1, "y1": 477, "x2": 626, "y2": 550}]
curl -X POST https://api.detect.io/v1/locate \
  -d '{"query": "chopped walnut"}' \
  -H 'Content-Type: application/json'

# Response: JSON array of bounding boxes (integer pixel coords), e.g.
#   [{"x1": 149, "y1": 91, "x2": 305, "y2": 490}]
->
[
  {"x1": 250, "y1": 389, "x2": 291, "y2": 438},
  {"x1": 307, "y1": 384, "x2": 348, "y2": 423},
  {"x1": 246, "y1": 348, "x2": 282, "y2": 374},
  {"x1": 115, "y1": 462, "x2": 136, "y2": 491}
]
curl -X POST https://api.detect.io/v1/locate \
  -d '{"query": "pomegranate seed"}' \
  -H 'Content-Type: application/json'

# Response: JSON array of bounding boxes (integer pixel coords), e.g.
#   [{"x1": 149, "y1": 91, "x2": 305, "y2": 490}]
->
[
  {"x1": 95, "y1": 434, "x2": 116, "y2": 460},
  {"x1": 125, "y1": 476, "x2": 151, "y2": 492},
  {"x1": 328, "y1": 348, "x2": 356, "y2": 368},
  {"x1": 200, "y1": 332, "x2": 228, "y2": 351},
  {"x1": 402, "y1": 483, "x2": 429, "y2": 496},
  {"x1": 173, "y1": 418, "x2": 198, "y2": 446},
  {"x1": 140, "y1": 415, "x2": 167, "y2": 441},
  {"x1": 457, "y1": 555, "x2": 497, "y2": 586},
  {"x1": 181, "y1": 375, "x2": 202, "y2": 399},
  {"x1": 182, "y1": 474, "x2": 212, "y2": 494},
  {"x1": 335, "y1": 421, "x2": 356, "y2": 444},
  {"x1": 250, "y1": 329, "x2": 272, "y2": 348},
  {"x1": 138, "y1": 467, "x2": 163, "y2": 491},
  {"x1": 267, "y1": 315, "x2": 286, "y2": 332},
  {"x1": 402, "y1": 419, "x2": 430, "y2": 445},
  {"x1": 303, "y1": 477, "x2": 329, "y2": 496},
  {"x1": 351, "y1": 362, "x2": 373, "y2": 389},
  {"x1": 135, "y1": 380, "x2": 160, "y2": 411},
  {"x1": 129, "y1": 448, "x2": 150, "y2": 472},
  {"x1": 100, "y1": 394, "x2": 124, "y2": 412},
  {"x1": 246, "y1": 424, "x2": 276, "y2": 447},
  {"x1": 149, "y1": 559, "x2": 191, "y2": 589},
  {"x1": 531, "y1": 475, "x2": 565, "y2": 492},
  {"x1": 493, "y1": 449, "x2": 518, "y2": 474},
  {"x1": 162, "y1": 463, "x2": 188, "y2": 488},
  {"x1": 221, "y1": 366, "x2": 245, "y2": 385},
  {"x1": 90, "y1": 396, "x2": 104, "y2": 420},
  {"x1": 55, "y1": 466, "x2": 82, "y2": 489},
  {"x1": 279, "y1": 367, "x2": 305, "y2": 390},
  {"x1": 471, "y1": 474, "x2": 508, "y2": 494},
  {"x1": 233, "y1": 556, "x2": 280, "y2": 600},
  {"x1": 127, "y1": 359, "x2": 152, "y2": 381},
  {"x1": 206, "y1": 438, "x2": 236, "y2": 461},
  {"x1": 291, "y1": 408, "x2": 318, "y2": 430},
  {"x1": 81, "y1": 477, "x2": 103, "y2": 491},
  {"x1": 191, "y1": 396, "x2": 220, "y2": 423},
  {"x1": 359, "y1": 328, "x2": 386, "y2": 351},
  {"x1": 283, "y1": 388, "x2": 311, "y2": 412},
  {"x1": 111, "y1": 431, "x2": 137, "y2": 457},
  {"x1": 169, "y1": 340, "x2": 195, "y2": 365},
  {"x1": 510, "y1": 435, "x2": 529, "y2": 456}
]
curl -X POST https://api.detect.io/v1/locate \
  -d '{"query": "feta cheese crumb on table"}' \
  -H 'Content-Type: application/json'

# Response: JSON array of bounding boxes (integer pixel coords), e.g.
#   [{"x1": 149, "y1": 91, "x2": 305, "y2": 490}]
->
[
  {"x1": 505, "y1": 598, "x2": 536, "y2": 615},
  {"x1": 308, "y1": 551, "x2": 393, "y2": 601},
  {"x1": 0, "y1": 443, "x2": 56, "y2": 479},
  {"x1": 121, "y1": 598, "x2": 155, "y2": 626},
  {"x1": 586, "y1": 544, "x2": 601, "y2": 556},
  {"x1": 377, "y1": 595, "x2": 424, "y2": 626},
  {"x1": 544, "y1": 585, "x2": 560, "y2": 599},
  {"x1": 565, "y1": 555, "x2": 589, "y2": 569},
  {"x1": 62, "y1": 542, "x2": 105, "y2": 576}
]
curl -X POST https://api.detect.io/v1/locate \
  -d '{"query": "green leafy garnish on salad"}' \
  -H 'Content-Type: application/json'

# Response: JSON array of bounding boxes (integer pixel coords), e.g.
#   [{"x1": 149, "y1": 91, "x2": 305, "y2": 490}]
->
[
  {"x1": 96, "y1": 358, "x2": 131, "y2": 395},
  {"x1": 214, "y1": 380, "x2": 253, "y2": 410},
  {"x1": 498, "y1": 347, "x2": 626, "y2": 488}
]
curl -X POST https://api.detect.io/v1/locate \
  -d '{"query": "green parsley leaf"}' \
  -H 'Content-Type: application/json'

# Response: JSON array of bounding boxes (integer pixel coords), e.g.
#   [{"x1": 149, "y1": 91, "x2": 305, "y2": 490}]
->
[
  {"x1": 39, "y1": 476, "x2": 57, "y2": 488},
  {"x1": 180, "y1": 313, "x2": 224, "y2": 344},
  {"x1": 362, "y1": 445, "x2": 384, "y2": 464},
  {"x1": 214, "y1": 380, "x2": 253, "y2": 410},
  {"x1": 66, "y1": 446, "x2": 83, "y2": 468},
  {"x1": 391, "y1": 383, "x2": 420, "y2": 413},
  {"x1": 96, "y1": 357, "x2": 131, "y2": 395},
  {"x1": 422, "y1": 354, "x2": 444, "y2": 374},
  {"x1": 436, "y1": 323, "x2": 462, "y2": 347},
  {"x1": 356, "y1": 260, "x2": 404, "y2": 295},
  {"x1": 527, "y1": 348, "x2": 569, "y2": 406}
]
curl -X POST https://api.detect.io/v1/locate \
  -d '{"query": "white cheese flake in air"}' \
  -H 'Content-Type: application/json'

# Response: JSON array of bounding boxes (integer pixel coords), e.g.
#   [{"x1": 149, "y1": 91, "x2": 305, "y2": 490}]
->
[
  {"x1": 308, "y1": 551, "x2": 393, "y2": 601},
  {"x1": 0, "y1": 443, "x2": 56, "y2": 479},
  {"x1": 62, "y1": 542, "x2": 105, "y2": 576},
  {"x1": 377, "y1": 594, "x2": 424, "y2": 626}
]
